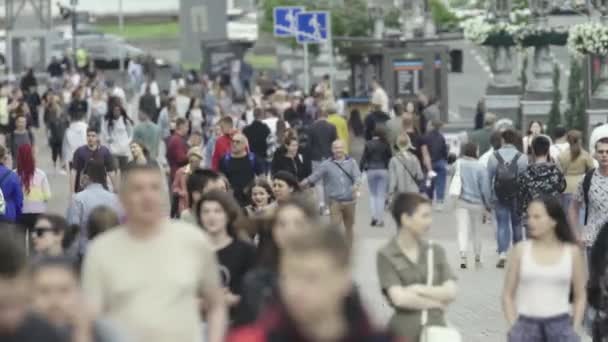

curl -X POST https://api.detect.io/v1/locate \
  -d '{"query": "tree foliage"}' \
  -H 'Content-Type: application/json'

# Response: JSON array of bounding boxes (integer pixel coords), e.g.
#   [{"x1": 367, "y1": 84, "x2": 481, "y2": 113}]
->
[
  {"x1": 564, "y1": 58, "x2": 585, "y2": 132},
  {"x1": 547, "y1": 64, "x2": 562, "y2": 136}
]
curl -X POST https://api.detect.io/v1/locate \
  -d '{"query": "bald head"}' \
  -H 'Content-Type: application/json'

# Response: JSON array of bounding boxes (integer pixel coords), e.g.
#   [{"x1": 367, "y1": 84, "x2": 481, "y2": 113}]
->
[
  {"x1": 332, "y1": 140, "x2": 346, "y2": 160},
  {"x1": 231, "y1": 133, "x2": 248, "y2": 155}
]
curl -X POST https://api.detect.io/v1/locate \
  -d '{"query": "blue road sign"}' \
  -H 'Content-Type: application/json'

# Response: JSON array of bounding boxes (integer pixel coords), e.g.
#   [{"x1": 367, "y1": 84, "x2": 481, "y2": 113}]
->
[
  {"x1": 273, "y1": 6, "x2": 304, "y2": 37},
  {"x1": 296, "y1": 11, "x2": 329, "y2": 44}
]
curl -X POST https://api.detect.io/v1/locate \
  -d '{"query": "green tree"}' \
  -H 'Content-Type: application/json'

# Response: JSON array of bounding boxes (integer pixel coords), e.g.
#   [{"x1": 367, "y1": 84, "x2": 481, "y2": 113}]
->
[
  {"x1": 564, "y1": 58, "x2": 585, "y2": 132},
  {"x1": 546, "y1": 64, "x2": 562, "y2": 136}
]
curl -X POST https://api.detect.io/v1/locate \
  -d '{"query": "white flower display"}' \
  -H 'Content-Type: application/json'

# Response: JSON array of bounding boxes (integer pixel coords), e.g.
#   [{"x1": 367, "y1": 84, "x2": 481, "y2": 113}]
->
[
  {"x1": 461, "y1": 17, "x2": 522, "y2": 45},
  {"x1": 568, "y1": 22, "x2": 608, "y2": 56}
]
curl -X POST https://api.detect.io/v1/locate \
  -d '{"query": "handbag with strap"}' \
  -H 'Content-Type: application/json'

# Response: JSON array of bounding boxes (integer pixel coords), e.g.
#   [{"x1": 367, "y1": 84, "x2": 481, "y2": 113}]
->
[
  {"x1": 419, "y1": 241, "x2": 462, "y2": 342},
  {"x1": 448, "y1": 159, "x2": 462, "y2": 197}
]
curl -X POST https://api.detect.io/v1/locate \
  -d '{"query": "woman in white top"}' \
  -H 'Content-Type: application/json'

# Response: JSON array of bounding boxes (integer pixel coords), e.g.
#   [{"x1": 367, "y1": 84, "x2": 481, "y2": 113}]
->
[
  {"x1": 88, "y1": 87, "x2": 107, "y2": 133},
  {"x1": 502, "y1": 196, "x2": 586, "y2": 342},
  {"x1": 186, "y1": 97, "x2": 204, "y2": 134},
  {"x1": 101, "y1": 97, "x2": 133, "y2": 171}
]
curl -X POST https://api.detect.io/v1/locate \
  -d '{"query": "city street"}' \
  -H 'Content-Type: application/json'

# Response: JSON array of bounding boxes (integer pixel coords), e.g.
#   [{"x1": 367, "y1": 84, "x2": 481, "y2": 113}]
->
[
  {"x1": 28, "y1": 12, "x2": 596, "y2": 342},
  {"x1": 34, "y1": 123, "x2": 509, "y2": 341}
]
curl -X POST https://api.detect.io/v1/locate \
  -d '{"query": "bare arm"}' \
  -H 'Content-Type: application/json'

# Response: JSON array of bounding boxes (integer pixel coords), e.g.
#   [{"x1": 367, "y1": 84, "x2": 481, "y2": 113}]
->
[
  {"x1": 569, "y1": 199, "x2": 582, "y2": 242},
  {"x1": 203, "y1": 286, "x2": 228, "y2": 342},
  {"x1": 415, "y1": 280, "x2": 458, "y2": 304},
  {"x1": 571, "y1": 246, "x2": 587, "y2": 330},
  {"x1": 502, "y1": 244, "x2": 522, "y2": 326},
  {"x1": 387, "y1": 285, "x2": 444, "y2": 310},
  {"x1": 421, "y1": 145, "x2": 432, "y2": 172}
]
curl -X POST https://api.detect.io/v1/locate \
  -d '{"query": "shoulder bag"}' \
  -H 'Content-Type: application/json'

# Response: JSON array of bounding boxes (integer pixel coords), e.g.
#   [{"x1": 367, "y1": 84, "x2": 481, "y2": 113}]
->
[
  {"x1": 396, "y1": 154, "x2": 423, "y2": 188},
  {"x1": 419, "y1": 241, "x2": 462, "y2": 342}
]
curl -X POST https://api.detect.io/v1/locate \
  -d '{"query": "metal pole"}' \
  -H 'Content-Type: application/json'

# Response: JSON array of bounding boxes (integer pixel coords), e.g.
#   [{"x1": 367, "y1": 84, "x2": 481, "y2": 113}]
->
[
  {"x1": 304, "y1": 43, "x2": 310, "y2": 94},
  {"x1": 71, "y1": 1, "x2": 77, "y2": 68},
  {"x1": 327, "y1": 13, "x2": 335, "y2": 96},
  {"x1": 118, "y1": 0, "x2": 124, "y2": 73}
]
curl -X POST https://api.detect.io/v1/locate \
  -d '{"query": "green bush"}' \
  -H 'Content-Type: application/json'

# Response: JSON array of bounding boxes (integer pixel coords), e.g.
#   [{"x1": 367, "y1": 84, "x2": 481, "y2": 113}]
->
[{"x1": 430, "y1": 0, "x2": 461, "y2": 30}]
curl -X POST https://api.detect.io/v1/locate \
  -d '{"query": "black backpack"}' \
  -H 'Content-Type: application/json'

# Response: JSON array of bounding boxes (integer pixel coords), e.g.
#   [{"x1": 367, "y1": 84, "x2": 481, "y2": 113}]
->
[{"x1": 494, "y1": 151, "x2": 522, "y2": 204}]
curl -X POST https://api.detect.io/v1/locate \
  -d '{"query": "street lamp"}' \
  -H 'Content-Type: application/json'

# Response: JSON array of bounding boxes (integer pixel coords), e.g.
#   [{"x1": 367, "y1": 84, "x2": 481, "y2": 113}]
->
[{"x1": 367, "y1": 4, "x2": 384, "y2": 40}]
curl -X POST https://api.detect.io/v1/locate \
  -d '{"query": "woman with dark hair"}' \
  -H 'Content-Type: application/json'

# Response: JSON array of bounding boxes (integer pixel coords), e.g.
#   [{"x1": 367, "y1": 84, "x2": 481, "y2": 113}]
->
[
  {"x1": 271, "y1": 130, "x2": 311, "y2": 181},
  {"x1": 523, "y1": 120, "x2": 544, "y2": 156},
  {"x1": 589, "y1": 222, "x2": 608, "y2": 341},
  {"x1": 128, "y1": 140, "x2": 151, "y2": 166},
  {"x1": 158, "y1": 97, "x2": 178, "y2": 139},
  {"x1": 195, "y1": 190, "x2": 256, "y2": 324},
  {"x1": 474, "y1": 99, "x2": 486, "y2": 130},
  {"x1": 186, "y1": 97, "x2": 204, "y2": 134},
  {"x1": 272, "y1": 171, "x2": 301, "y2": 205},
  {"x1": 558, "y1": 130, "x2": 594, "y2": 213},
  {"x1": 238, "y1": 195, "x2": 318, "y2": 326},
  {"x1": 245, "y1": 178, "x2": 275, "y2": 218},
  {"x1": 502, "y1": 196, "x2": 586, "y2": 341},
  {"x1": 451, "y1": 142, "x2": 491, "y2": 268},
  {"x1": 16, "y1": 144, "x2": 51, "y2": 231},
  {"x1": 101, "y1": 97, "x2": 133, "y2": 171},
  {"x1": 377, "y1": 192, "x2": 457, "y2": 341},
  {"x1": 360, "y1": 125, "x2": 392, "y2": 227}
]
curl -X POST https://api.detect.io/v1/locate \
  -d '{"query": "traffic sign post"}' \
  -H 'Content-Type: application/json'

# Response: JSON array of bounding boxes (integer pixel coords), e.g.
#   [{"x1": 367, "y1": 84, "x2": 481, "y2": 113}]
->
[
  {"x1": 273, "y1": 6, "x2": 304, "y2": 37},
  {"x1": 273, "y1": 7, "x2": 334, "y2": 96},
  {"x1": 296, "y1": 11, "x2": 333, "y2": 96}
]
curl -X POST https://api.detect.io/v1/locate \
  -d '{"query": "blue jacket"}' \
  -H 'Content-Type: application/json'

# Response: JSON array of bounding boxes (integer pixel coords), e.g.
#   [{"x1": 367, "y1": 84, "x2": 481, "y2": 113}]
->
[
  {"x1": 458, "y1": 157, "x2": 491, "y2": 209},
  {"x1": 0, "y1": 165, "x2": 23, "y2": 222}
]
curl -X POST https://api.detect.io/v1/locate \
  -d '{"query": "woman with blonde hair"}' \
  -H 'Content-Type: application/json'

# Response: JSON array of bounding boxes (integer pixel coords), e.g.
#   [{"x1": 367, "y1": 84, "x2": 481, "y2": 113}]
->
[
  {"x1": 558, "y1": 130, "x2": 594, "y2": 212},
  {"x1": 388, "y1": 133, "x2": 424, "y2": 197}
]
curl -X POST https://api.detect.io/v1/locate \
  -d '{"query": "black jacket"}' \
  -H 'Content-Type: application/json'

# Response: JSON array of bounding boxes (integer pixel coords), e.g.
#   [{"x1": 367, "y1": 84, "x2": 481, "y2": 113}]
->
[
  {"x1": 271, "y1": 147, "x2": 312, "y2": 181},
  {"x1": 364, "y1": 110, "x2": 390, "y2": 141},
  {"x1": 360, "y1": 138, "x2": 392, "y2": 170},
  {"x1": 243, "y1": 121, "x2": 271, "y2": 160},
  {"x1": 307, "y1": 119, "x2": 337, "y2": 161}
]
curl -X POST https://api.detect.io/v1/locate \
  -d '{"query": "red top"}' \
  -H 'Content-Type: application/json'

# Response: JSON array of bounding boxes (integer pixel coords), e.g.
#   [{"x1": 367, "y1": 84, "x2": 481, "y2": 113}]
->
[
  {"x1": 166, "y1": 133, "x2": 188, "y2": 179},
  {"x1": 211, "y1": 134, "x2": 232, "y2": 171}
]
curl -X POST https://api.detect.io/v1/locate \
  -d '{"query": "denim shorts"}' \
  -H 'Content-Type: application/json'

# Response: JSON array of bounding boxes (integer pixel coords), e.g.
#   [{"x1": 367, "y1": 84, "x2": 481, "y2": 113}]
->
[{"x1": 508, "y1": 314, "x2": 580, "y2": 342}]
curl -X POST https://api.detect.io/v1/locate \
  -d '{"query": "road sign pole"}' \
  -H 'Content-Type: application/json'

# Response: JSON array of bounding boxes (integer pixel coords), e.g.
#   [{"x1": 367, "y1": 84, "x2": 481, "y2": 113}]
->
[
  {"x1": 327, "y1": 13, "x2": 335, "y2": 96},
  {"x1": 304, "y1": 43, "x2": 310, "y2": 94}
]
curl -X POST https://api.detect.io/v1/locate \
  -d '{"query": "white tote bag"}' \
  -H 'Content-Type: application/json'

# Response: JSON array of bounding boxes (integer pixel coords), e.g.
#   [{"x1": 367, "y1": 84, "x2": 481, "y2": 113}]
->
[
  {"x1": 419, "y1": 241, "x2": 462, "y2": 342},
  {"x1": 448, "y1": 159, "x2": 462, "y2": 197}
]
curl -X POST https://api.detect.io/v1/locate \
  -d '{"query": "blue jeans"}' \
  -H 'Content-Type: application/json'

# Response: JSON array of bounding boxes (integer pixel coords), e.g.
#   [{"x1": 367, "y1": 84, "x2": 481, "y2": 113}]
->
[
  {"x1": 495, "y1": 199, "x2": 523, "y2": 254},
  {"x1": 426, "y1": 159, "x2": 447, "y2": 202},
  {"x1": 508, "y1": 314, "x2": 579, "y2": 342},
  {"x1": 367, "y1": 169, "x2": 389, "y2": 222}
]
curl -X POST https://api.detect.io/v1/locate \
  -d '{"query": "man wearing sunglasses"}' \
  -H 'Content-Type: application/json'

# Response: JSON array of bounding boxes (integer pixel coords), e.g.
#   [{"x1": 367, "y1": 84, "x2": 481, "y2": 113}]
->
[
  {"x1": 219, "y1": 133, "x2": 264, "y2": 206},
  {"x1": 31, "y1": 214, "x2": 69, "y2": 258}
]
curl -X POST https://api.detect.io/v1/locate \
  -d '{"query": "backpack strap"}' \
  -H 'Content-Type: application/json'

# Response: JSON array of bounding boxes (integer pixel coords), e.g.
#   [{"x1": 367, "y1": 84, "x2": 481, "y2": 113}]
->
[
  {"x1": 0, "y1": 169, "x2": 12, "y2": 186},
  {"x1": 494, "y1": 151, "x2": 505, "y2": 165},
  {"x1": 583, "y1": 168, "x2": 595, "y2": 225}
]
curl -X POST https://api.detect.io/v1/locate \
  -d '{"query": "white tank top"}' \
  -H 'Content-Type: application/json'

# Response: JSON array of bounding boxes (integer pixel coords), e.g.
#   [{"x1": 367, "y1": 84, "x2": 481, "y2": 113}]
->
[{"x1": 515, "y1": 241, "x2": 573, "y2": 318}]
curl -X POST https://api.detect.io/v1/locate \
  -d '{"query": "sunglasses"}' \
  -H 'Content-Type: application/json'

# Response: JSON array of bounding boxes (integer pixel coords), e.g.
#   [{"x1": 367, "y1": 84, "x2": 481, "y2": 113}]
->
[{"x1": 32, "y1": 227, "x2": 56, "y2": 237}]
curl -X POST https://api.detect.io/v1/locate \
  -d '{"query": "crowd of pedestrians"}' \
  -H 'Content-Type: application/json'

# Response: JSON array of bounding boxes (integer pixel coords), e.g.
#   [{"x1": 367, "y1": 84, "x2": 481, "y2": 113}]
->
[{"x1": 0, "y1": 53, "x2": 606, "y2": 342}]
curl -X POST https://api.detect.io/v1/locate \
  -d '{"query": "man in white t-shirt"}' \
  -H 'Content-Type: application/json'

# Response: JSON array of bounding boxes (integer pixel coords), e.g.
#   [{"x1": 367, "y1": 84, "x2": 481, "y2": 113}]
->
[
  {"x1": 370, "y1": 78, "x2": 389, "y2": 114},
  {"x1": 82, "y1": 164, "x2": 227, "y2": 342}
]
